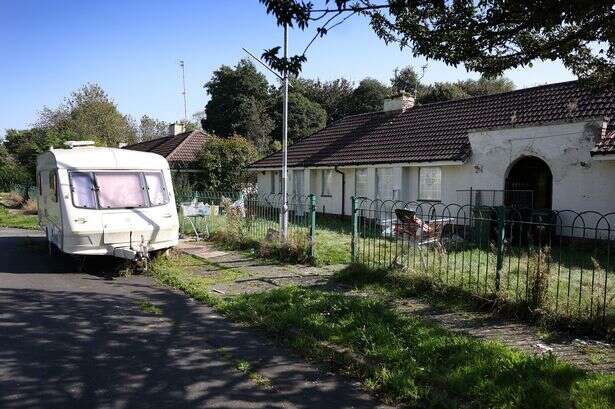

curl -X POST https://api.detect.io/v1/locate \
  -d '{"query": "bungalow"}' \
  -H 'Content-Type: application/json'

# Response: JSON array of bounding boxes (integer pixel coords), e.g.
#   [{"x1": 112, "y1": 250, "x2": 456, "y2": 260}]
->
[
  {"x1": 249, "y1": 81, "x2": 615, "y2": 216},
  {"x1": 123, "y1": 123, "x2": 211, "y2": 189}
]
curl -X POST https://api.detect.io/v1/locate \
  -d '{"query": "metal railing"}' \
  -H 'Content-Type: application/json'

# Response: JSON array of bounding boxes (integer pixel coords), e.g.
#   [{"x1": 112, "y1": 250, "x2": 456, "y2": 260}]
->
[
  {"x1": 350, "y1": 196, "x2": 614, "y2": 329},
  {"x1": 176, "y1": 191, "x2": 317, "y2": 258},
  {"x1": 174, "y1": 190, "x2": 614, "y2": 330}
]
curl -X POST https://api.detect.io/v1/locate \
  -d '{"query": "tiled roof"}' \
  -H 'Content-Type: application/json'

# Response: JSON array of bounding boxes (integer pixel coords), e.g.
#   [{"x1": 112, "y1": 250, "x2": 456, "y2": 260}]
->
[
  {"x1": 593, "y1": 130, "x2": 615, "y2": 156},
  {"x1": 251, "y1": 81, "x2": 615, "y2": 168},
  {"x1": 123, "y1": 130, "x2": 210, "y2": 166}
]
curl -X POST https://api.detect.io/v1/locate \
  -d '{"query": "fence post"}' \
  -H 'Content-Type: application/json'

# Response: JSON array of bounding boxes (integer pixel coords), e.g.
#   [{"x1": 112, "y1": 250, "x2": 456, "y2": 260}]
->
[
  {"x1": 351, "y1": 196, "x2": 358, "y2": 263},
  {"x1": 495, "y1": 206, "x2": 505, "y2": 292},
  {"x1": 309, "y1": 194, "x2": 317, "y2": 259}
]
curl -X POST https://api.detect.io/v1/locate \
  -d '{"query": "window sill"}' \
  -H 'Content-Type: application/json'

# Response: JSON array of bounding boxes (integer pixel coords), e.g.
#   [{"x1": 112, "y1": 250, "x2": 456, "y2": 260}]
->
[{"x1": 320, "y1": 195, "x2": 333, "y2": 198}]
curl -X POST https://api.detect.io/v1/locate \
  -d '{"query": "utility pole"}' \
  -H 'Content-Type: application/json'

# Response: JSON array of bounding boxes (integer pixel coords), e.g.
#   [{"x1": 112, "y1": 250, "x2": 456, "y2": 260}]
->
[
  {"x1": 280, "y1": 24, "x2": 289, "y2": 241},
  {"x1": 240, "y1": 28, "x2": 289, "y2": 241},
  {"x1": 179, "y1": 60, "x2": 188, "y2": 124}
]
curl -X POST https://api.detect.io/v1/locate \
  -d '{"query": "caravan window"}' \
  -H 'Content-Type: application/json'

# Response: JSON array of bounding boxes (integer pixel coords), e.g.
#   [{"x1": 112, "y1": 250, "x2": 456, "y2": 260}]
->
[
  {"x1": 144, "y1": 172, "x2": 168, "y2": 206},
  {"x1": 95, "y1": 173, "x2": 147, "y2": 209},
  {"x1": 49, "y1": 171, "x2": 58, "y2": 202},
  {"x1": 69, "y1": 171, "x2": 169, "y2": 209},
  {"x1": 69, "y1": 172, "x2": 97, "y2": 209}
]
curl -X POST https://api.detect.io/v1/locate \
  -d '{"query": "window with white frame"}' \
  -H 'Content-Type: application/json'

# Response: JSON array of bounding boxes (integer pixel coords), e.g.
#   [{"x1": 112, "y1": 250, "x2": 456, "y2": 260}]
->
[
  {"x1": 321, "y1": 169, "x2": 333, "y2": 196},
  {"x1": 375, "y1": 168, "x2": 393, "y2": 199},
  {"x1": 354, "y1": 168, "x2": 368, "y2": 197},
  {"x1": 418, "y1": 167, "x2": 442, "y2": 201}
]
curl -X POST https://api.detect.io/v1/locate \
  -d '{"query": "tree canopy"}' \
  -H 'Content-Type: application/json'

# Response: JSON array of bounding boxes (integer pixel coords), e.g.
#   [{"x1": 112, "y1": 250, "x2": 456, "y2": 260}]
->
[
  {"x1": 194, "y1": 135, "x2": 259, "y2": 191},
  {"x1": 37, "y1": 83, "x2": 136, "y2": 146},
  {"x1": 348, "y1": 78, "x2": 391, "y2": 115},
  {"x1": 272, "y1": 91, "x2": 327, "y2": 144},
  {"x1": 292, "y1": 78, "x2": 355, "y2": 123},
  {"x1": 391, "y1": 66, "x2": 420, "y2": 94},
  {"x1": 203, "y1": 59, "x2": 273, "y2": 150},
  {"x1": 138, "y1": 115, "x2": 168, "y2": 141},
  {"x1": 259, "y1": 0, "x2": 614, "y2": 84},
  {"x1": 1, "y1": 83, "x2": 168, "y2": 189}
]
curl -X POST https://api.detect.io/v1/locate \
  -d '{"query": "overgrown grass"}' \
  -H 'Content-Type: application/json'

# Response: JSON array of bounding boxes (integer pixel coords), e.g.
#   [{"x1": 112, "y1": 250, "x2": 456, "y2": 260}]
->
[
  {"x1": 179, "y1": 212, "x2": 613, "y2": 331},
  {"x1": 181, "y1": 213, "x2": 350, "y2": 265},
  {"x1": 336, "y1": 263, "x2": 615, "y2": 339},
  {"x1": 221, "y1": 286, "x2": 614, "y2": 408},
  {"x1": 148, "y1": 252, "x2": 247, "y2": 307},
  {"x1": 137, "y1": 300, "x2": 163, "y2": 315},
  {"x1": 0, "y1": 206, "x2": 39, "y2": 230},
  {"x1": 149, "y1": 253, "x2": 615, "y2": 408}
]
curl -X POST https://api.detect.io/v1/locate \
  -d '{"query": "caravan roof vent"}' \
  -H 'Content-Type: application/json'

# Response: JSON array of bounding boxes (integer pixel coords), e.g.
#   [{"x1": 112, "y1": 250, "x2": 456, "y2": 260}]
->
[{"x1": 64, "y1": 140, "x2": 96, "y2": 149}]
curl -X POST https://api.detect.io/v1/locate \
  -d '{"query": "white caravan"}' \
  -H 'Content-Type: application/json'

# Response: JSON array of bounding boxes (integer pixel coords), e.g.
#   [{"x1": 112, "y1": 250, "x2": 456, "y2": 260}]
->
[{"x1": 36, "y1": 141, "x2": 179, "y2": 262}]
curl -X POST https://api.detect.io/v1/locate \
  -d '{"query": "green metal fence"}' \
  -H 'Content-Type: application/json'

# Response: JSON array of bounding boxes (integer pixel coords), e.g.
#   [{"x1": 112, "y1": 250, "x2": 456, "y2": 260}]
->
[
  {"x1": 350, "y1": 196, "x2": 614, "y2": 330},
  {"x1": 174, "y1": 190, "x2": 614, "y2": 330},
  {"x1": 176, "y1": 191, "x2": 317, "y2": 257}
]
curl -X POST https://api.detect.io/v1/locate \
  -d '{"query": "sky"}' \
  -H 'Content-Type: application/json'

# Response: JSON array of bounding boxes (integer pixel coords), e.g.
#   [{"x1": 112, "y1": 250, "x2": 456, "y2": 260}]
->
[{"x1": 0, "y1": 0, "x2": 576, "y2": 134}]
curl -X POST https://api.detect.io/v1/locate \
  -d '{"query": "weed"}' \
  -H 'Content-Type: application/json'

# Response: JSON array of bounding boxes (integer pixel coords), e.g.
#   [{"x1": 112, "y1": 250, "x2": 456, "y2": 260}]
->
[
  {"x1": 220, "y1": 286, "x2": 615, "y2": 408},
  {"x1": 235, "y1": 359, "x2": 251, "y2": 372},
  {"x1": 528, "y1": 246, "x2": 552, "y2": 310},
  {"x1": 137, "y1": 300, "x2": 162, "y2": 315},
  {"x1": 150, "y1": 253, "x2": 615, "y2": 408},
  {"x1": 248, "y1": 372, "x2": 272, "y2": 388},
  {"x1": 21, "y1": 199, "x2": 38, "y2": 215}
]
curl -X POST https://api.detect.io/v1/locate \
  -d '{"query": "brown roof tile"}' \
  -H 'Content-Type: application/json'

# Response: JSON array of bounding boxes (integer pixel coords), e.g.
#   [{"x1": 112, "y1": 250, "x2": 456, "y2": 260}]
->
[
  {"x1": 123, "y1": 130, "x2": 211, "y2": 165},
  {"x1": 251, "y1": 81, "x2": 615, "y2": 168}
]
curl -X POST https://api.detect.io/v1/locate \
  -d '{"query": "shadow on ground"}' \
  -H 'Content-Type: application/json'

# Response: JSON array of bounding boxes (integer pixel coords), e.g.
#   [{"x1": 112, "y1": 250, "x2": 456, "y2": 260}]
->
[{"x1": 0, "y1": 230, "x2": 385, "y2": 409}]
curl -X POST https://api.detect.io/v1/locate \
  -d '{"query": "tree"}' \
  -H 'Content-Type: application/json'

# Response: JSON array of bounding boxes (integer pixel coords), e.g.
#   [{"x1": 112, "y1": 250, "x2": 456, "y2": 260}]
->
[
  {"x1": 238, "y1": 97, "x2": 275, "y2": 153},
  {"x1": 0, "y1": 145, "x2": 28, "y2": 191},
  {"x1": 37, "y1": 83, "x2": 136, "y2": 146},
  {"x1": 456, "y1": 77, "x2": 515, "y2": 98},
  {"x1": 258, "y1": 1, "x2": 614, "y2": 84},
  {"x1": 417, "y1": 83, "x2": 469, "y2": 105},
  {"x1": 347, "y1": 78, "x2": 391, "y2": 115},
  {"x1": 203, "y1": 59, "x2": 273, "y2": 148},
  {"x1": 2, "y1": 128, "x2": 70, "y2": 185},
  {"x1": 195, "y1": 135, "x2": 259, "y2": 191},
  {"x1": 391, "y1": 66, "x2": 420, "y2": 94},
  {"x1": 292, "y1": 78, "x2": 354, "y2": 123},
  {"x1": 416, "y1": 77, "x2": 515, "y2": 104},
  {"x1": 138, "y1": 115, "x2": 167, "y2": 141},
  {"x1": 272, "y1": 91, "x2": 327, "y2": 144}
]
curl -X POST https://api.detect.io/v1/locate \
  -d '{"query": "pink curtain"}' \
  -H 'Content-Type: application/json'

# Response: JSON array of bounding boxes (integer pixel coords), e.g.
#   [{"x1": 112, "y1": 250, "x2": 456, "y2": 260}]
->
[{"x1": 96, "y1": 173, "x2": 146, "y2": 208}]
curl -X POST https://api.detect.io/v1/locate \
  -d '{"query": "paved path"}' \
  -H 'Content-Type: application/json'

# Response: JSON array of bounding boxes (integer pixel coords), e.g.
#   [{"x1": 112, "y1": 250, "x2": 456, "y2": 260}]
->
[
  {"x1": 179, "y1": 240, "x2": 614, "y2": 373},
  {"x1": 0, "y1": 229, "x2": 390, "y2": 408}
]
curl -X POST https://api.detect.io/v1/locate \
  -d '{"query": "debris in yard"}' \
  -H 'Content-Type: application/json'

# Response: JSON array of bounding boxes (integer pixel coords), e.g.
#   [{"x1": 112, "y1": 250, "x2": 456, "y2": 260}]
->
[
  {"x1": 211, "y1": 288, "x2": 226, "y2": 294},
  {"x1": 536, "y1": 343, "x2": 554, "y2": 353}
]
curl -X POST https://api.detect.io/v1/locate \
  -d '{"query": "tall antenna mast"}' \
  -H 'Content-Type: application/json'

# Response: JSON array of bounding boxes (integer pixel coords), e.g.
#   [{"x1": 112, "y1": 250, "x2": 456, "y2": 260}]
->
[{"x1": 179, "y1": 60, "x2": 188, "y2": 123}]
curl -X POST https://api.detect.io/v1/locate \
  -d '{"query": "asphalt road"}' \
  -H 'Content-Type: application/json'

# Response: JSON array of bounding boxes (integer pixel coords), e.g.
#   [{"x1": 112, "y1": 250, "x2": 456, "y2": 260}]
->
[{"x1": 0, "y1": 228, "x2": 389, "y2": 409}]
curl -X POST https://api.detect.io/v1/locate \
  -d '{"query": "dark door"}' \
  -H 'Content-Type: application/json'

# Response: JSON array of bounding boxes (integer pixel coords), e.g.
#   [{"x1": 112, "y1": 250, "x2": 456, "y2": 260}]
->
[{"x1": 505, "y1": 156, "x2": 553, "y2": 209}]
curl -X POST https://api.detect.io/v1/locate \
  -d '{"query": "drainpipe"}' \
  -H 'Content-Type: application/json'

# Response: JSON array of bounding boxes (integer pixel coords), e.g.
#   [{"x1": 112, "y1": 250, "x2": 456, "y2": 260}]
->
[{"x1": 334, "y1": 166, "x2": 345, "y2": 216}]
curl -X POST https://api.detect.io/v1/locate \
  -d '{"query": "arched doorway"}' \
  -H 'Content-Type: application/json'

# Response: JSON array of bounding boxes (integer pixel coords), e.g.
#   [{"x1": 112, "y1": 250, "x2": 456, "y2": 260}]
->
[{"x1": 505, "y1": 156, "x2": 552, "y2": 209}]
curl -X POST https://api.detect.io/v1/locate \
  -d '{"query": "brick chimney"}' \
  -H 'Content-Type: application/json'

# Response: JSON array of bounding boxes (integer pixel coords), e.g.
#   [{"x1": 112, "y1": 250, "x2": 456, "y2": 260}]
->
[
  {"x1": 167, "y1": 122, "x2": 186, "y2": 136},
  {"x1": 383, "y1": 92, "x2": 415, "y2": 112}
]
